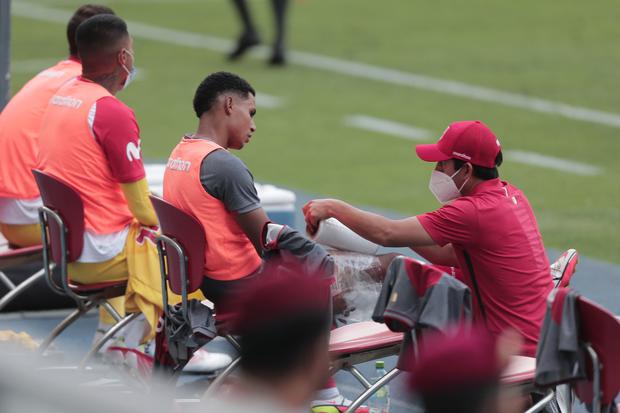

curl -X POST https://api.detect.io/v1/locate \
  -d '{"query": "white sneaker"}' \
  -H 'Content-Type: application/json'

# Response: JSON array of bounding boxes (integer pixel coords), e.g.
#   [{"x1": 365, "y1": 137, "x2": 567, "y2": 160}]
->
[
  {"x1": 550, "y1": 249, "x2": 579, "y2": 288},
  {"x1": 182, "y1": 348, "x2": 233, "y2": 373}
]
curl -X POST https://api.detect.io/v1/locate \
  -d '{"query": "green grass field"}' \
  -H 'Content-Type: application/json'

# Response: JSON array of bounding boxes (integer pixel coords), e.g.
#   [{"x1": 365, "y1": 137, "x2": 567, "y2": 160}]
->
[{"x1": 8, "y1": 0, "x2": 620, "y2": 263}]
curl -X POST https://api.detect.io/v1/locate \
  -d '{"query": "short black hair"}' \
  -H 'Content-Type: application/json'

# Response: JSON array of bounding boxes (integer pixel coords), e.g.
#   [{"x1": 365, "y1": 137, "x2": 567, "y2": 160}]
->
[
  {"x1": 67, "y1": 5, "x2": 115, "y2": 58},
  {"x1": 453, "y1": 151, "x2": 503, "y2": 180},
  {"x1": 239, "y1": 310, "x2": 330, "y2": 380},
  {"x1": 193, "y1": 71, "x2": 255, "y2": 118},
  {"x1": 76, "y1": 14, "x2": 128, "y2": 70}
]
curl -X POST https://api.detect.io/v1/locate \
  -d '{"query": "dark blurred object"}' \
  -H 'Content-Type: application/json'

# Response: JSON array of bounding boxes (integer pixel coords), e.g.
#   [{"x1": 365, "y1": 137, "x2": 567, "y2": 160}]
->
[
  {"x1": 228, "y1": 0, "x2": 289, "y2": 65},
  {"x1": 410, "y1": 327, "x2": 501, "y2": 394},
  {"x1": 203, "y1": 274, "x2": 332, "y2": 412},
  {"x1": 232, "y1": 271, "x2": 331, "y2": 335},
  {"x1": 409, "y1": 326, "x2": 521, "y2": 413}
]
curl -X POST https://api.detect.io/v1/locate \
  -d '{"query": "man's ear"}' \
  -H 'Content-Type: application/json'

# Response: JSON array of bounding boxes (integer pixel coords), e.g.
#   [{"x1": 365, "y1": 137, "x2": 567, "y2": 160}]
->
[
  {"x1": 117, "y1": 50, "x2": 125, "y2": 67},
  {"x1": 464, "y1": 162, "x2": 474, "y2": 178},
  {"x1": 223, "y1": 96, "x2": 233, "y2": 115}
]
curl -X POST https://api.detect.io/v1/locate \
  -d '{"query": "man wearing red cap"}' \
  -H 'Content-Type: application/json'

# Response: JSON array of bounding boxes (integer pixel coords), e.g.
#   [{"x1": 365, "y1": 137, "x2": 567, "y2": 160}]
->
[{"x1": 303, "y1": 120, "x2": 553, "y2": 357}]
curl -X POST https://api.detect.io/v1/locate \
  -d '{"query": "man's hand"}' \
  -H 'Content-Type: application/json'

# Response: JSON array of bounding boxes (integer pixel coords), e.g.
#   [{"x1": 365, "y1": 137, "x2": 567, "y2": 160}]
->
[{"x1": 302, "y1": 199, "x2": 337, "y2": 235}]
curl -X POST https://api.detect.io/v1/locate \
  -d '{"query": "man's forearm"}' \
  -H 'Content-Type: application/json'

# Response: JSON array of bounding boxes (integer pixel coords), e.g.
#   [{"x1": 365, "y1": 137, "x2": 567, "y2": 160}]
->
[
  {"x1": 326, "y1": 201, "x2": 435, "y2": 248},
  {"x1": 327, "y1": 201, "x2": 396, "y2": 246},
  {"x1": 121, "y1": 178, "x2": 158, "y2": 227}
]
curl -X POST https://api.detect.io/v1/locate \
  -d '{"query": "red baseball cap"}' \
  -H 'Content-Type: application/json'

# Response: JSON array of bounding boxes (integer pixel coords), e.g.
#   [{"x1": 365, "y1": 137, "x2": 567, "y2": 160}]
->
[{"x1": 415, "y1": 120, "x2": 501, "y2": 168}]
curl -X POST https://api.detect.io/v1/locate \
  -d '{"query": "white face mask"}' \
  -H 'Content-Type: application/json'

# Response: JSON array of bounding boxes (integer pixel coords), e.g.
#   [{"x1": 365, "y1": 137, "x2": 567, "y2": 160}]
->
[
  {"x1": 121, "y1": 48, "x2": 136, "y2": 90},
  {"x1": 428, "y1": 167, "x2": 469, "y2": 205}
]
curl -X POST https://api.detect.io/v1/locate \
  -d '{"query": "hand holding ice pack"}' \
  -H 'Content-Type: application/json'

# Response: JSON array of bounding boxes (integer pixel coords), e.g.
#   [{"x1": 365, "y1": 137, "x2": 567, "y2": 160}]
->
[{"x1": 308, "y1": 218, "x2": 380, "y2": 255}]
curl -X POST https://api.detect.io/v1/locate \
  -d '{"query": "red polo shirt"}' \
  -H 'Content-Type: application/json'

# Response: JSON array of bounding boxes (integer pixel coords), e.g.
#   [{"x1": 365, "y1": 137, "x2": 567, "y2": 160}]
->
[{"x1": 418, "y1": 178, "x2": 552, "y2": 356}]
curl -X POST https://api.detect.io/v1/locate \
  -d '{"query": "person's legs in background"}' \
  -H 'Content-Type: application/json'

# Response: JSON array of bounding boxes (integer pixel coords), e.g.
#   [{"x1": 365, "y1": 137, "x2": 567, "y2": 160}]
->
[
  {"x1": 269, "y1": 0, "x2": 289, "y2": 65},
  {"x1": 229, "y1": 0, "x2": 261, "y2": 60}
]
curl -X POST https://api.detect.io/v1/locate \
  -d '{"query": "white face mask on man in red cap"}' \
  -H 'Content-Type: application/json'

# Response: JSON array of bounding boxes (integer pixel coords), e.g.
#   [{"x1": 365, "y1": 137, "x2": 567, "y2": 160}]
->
[{"x1": 428, "y1": 166, "x2": 470, "y2": 205}]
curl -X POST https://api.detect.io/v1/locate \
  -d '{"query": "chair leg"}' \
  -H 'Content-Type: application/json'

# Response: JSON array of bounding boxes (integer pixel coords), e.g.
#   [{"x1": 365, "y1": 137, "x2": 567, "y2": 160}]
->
[
  {"x1": 0, "y1": 270, "x2": 16, "y2": 289},
  {"x1": 202, "y1": 355, "x2": 241, "y2": 400},
  {"x1": 343, "y1": 368, "x2": 401, "y2": 413},
  {"x1": 0, "y1": 268, "x2": 45, "y2": 311},
  {"x1": 225, "y1": 334, "x2": 241, "y2": 351},
  {"x1": 78, "y1": 312, "x2": 141, "y2": 369},
  {"x1": 524, "y1": 390, "x2": 555, "y2": 413},
  {"x1": 100, "y1": 300, "x2": 124, "y2": 323},
  {"x1": 38, "y1": 300, "x2": 96, "y2": 354},
  {"x1": 347, "y1": 365, "x2": 372, "y2": 389}
]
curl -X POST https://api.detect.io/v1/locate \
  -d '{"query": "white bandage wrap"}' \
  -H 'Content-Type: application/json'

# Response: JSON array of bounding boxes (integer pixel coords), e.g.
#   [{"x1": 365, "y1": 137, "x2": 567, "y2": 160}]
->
[
  {"x1": 308, "y1": 218, "x2": 380, "y2": 255},
  {"x1": 263, "y1": 223, "x2": 285, "y2": 250}
]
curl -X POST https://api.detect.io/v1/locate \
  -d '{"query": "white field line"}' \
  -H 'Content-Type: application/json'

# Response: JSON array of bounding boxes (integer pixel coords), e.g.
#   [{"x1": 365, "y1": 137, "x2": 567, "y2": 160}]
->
[
  {"x1": 10, "y1": 4, "x2": 280, "y2": 109},
  {"x1": 255, "y1": 93, "x2": 284, "y2": 109},
  {"x1": 344, "y1": 115, "x2": 431, "y2": 141},
  {"x1": 12, "y1": 1, "x2": 620, "y2": 129},
  {"x1": 10, "y1": 58, "x2": 151, "y2": 82},
  {"x1": 344, "y1": 114, "x2": 602, "y2": 176},
  {"x1": 504, "y1": 150, "x2": 602, "y2": 176}
]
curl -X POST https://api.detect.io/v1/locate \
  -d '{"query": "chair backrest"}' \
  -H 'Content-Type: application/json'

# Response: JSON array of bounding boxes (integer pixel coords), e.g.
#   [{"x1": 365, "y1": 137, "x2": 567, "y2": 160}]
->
[
  {"x1": 32, "y1": 170, "x2": 84, "y2": 263},
  {"x1": 374, "y1": 257, "x2": 472, "y2": 333},
  {"x1": 574, "y1": 296, "x2": 620, "y2": 405},
  {"x1": 150, "y1": 195, "x2": 205, "y2": 295}
]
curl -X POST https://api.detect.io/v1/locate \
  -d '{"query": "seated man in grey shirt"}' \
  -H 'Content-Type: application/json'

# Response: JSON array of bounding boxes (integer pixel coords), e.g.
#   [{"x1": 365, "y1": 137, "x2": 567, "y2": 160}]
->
[
  {"x1": 165, "y1": 72, "x2": 336, "y2": 306},
  {"x1": 198, "y1": 147, "x2": 268, "y2": 303}
]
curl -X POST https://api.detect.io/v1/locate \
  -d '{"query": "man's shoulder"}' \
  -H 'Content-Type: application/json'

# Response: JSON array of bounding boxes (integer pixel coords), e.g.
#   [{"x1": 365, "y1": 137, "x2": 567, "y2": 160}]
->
[
  {"x1": 503, "y1": 180, "x2": 523, "y2": 194},
  {"x1": 93, "y1": 95, "x2": 135, "y2": 120},
  {"x1": 443, "y1": 195, "x2": 478, "y2": 212},
  {"x1": 202, "y1": 149, "x2": 250, "y2": 174}
]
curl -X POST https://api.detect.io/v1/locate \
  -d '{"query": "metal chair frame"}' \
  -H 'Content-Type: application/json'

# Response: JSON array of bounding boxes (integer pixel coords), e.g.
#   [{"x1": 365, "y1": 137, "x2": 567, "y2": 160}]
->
[
  {"x1": 336, "y1": 340, "x2": 403, "y2": 413},
  {"x1": 524, "y1": 343, "x2": 604, "y2": 413},
  {"x1": 37, "y1": 201, "x2": 139, "y2": 368},
  {"x1": 343, "y1": 248, "x2": 583, "y2": 413},
  {"x1": 154, "y1": 232, "x2": 241, "y2": 386},
  {"x1": 525, "y1": 290, "x2": 620, "y2": 413},
  {"x1": 0, "y1": 245, "x2": 45, "y2": 311},
  {"x1": 585, "y1": 343, "x2": 602, "y2": 413}
]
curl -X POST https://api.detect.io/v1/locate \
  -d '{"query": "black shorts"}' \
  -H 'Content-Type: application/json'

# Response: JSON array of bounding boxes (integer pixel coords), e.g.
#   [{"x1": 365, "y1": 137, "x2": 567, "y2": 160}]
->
[{"x1": 200, "y1": 264, "x2": 262, "y2": 307}]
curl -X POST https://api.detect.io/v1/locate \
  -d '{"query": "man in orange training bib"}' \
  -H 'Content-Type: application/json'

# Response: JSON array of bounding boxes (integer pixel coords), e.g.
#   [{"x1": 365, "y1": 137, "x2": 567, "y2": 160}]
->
[
  {"x1": 38, "y1": 14, "x2": 163, "y2": 352},
  {"x1": 163, "y1": 72, "x2": 379, "y2": 410}
]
